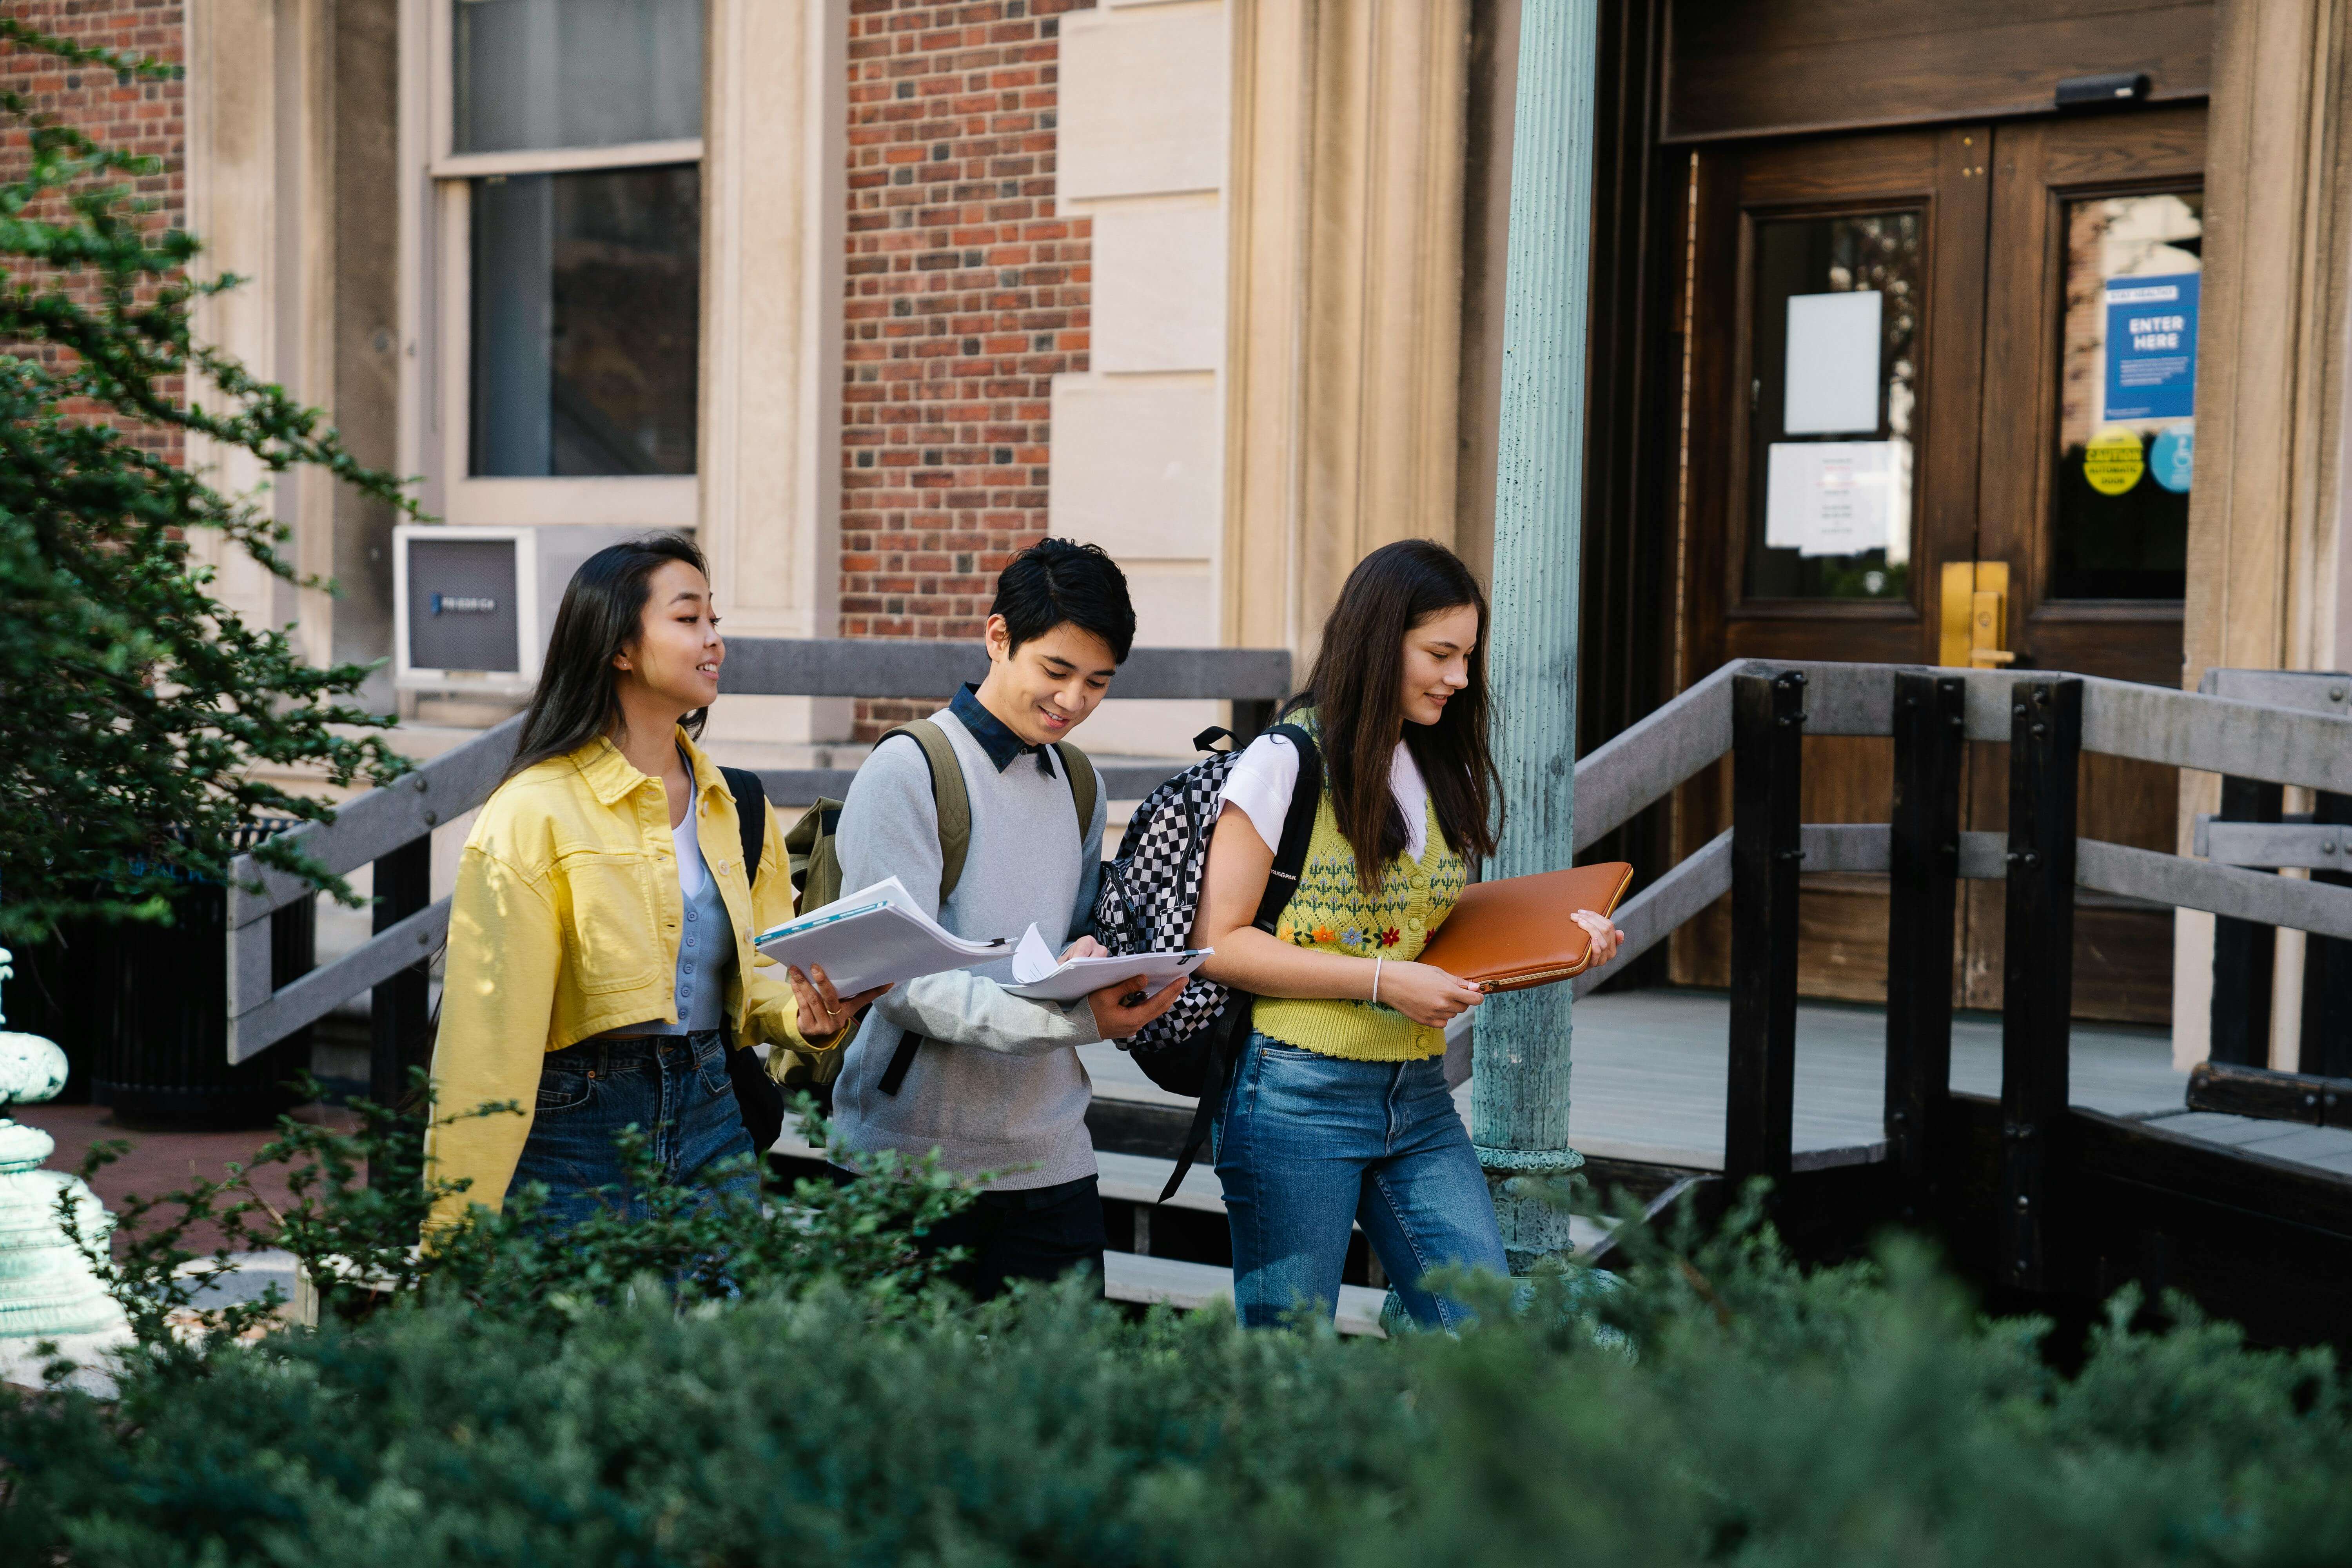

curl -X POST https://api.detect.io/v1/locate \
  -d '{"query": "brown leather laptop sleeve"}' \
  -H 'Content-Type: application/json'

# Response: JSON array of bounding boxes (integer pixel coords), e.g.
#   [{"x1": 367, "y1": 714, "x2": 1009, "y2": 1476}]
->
[{"x1": 1414, "y1": 862, "x2": 1635, "y2": 993}]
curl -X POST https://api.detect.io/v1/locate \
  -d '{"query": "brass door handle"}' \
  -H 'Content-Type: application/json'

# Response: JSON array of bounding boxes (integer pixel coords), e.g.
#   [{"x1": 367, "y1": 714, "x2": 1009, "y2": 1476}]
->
[{"x1": 1940, "y1": 561, "x2": 2013, "y2": 668}]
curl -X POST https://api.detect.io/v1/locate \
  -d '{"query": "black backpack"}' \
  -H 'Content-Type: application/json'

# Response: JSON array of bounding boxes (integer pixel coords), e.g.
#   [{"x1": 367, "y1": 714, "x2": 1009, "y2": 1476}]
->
[
  {"x1": 719, "y1": 766, "x2": 793, "y2": 1156},
  {"x1": 1091, "y1": 722, "x2": 1321, "y2": 1200}
]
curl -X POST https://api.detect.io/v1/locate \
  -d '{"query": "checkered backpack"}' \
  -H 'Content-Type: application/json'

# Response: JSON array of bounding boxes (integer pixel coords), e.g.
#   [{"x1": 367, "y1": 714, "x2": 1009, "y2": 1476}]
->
[{"x1": 1092, "y1": 720, "x2": 1322, "y2": 1200}]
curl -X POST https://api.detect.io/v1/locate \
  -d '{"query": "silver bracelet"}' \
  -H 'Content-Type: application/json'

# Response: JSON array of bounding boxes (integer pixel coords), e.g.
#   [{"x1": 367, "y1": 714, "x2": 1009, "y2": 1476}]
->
[{"x1": 1372, "y1": 955, "x2": 1384, "y2": 1005}]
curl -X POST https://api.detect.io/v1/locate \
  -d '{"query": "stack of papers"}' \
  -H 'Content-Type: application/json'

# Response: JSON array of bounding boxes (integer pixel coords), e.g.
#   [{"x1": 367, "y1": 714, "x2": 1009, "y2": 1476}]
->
[
  {"x1": 753, "y1": 877, "x2": 1011, "y2": 996},
  {"x1": 753, "y1": 875, "x2": 1212, "y2": 1003}
]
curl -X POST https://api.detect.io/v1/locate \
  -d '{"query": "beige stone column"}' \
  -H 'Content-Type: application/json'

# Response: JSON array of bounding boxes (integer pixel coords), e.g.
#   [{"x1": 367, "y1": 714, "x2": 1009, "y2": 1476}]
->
[
  {"x1": 697, "y1": 0, "x2": 850, "y2": 745},
  {"x1": 1052, "y1": 0, "x2": 1232, "y2": 755},
  {"x1": 184, "y1": 0, "x2": 339, "y2": 661},
  {"x1": 2172, "y1": 0, "x2": 2352, "y2": 1065},
  {"x1": 1223, "y1": 0, "x2": 1470, "y2": 661}
]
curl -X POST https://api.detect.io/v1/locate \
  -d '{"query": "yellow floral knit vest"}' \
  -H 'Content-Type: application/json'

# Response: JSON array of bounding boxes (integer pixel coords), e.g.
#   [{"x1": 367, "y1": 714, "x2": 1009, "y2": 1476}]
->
[{"x1": 1254, "y1": 763, "x2": 1470, "y2": 1062}]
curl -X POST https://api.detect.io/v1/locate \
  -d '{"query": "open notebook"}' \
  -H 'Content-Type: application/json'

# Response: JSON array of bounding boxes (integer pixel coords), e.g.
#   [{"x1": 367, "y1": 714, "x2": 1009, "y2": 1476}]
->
[
  {"x1": 755, "y1": 877, "x2": 1210, "y2": 1004},
  {"x1": 753, "y1": 877, "x2": 1012, "y2": 996}
]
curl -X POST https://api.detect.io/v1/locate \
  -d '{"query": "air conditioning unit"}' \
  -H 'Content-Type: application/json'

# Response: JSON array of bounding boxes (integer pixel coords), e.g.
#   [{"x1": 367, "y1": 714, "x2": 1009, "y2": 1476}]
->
[{"x1": 392, "y1": 524, "x2": 653, "y2": 695}]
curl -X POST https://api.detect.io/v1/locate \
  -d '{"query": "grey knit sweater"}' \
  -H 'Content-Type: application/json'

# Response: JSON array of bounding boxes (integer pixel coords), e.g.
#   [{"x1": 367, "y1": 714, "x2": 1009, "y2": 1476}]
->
[{"x1": 827, "y1": 706, "x2": 1106, "y2": 1190}]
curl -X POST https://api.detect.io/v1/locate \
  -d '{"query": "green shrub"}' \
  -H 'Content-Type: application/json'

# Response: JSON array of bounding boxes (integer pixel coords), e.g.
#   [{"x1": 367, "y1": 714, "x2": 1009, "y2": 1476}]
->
[
  {"x1": 59, "y1": 1082, "x2": 978, "y2": 1348},
  {"x1": 9, "y1": 1141, "x2": 2352, "y2": 1567},
  {"x1": 0, "y1": 18, "x2": 415, "y2": 942}
]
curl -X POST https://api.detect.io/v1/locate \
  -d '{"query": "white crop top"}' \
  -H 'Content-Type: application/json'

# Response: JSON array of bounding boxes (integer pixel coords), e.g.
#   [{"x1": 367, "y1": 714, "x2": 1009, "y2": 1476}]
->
[{"x1": 1215, "y1": 730, "x2": 1429, "y2": 861}]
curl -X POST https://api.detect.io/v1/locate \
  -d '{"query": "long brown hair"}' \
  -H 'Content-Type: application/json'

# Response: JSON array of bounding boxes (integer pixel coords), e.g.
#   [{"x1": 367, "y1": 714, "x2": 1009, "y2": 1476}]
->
[
  {"x1": 502, "y1": 534, "x2": 710, "y2": 784},
  {"x1": 1289, "y1": 539, "x2": 1501, "y2": 893}
]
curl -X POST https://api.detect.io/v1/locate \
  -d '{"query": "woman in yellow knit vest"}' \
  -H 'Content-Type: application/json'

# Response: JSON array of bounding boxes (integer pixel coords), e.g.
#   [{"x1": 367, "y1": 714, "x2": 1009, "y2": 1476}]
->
[
  {"x1": 424, "y1": 535, "x2": 880, "y2": 1240},
  {"x1": 1191, "y1": 540, "x2": 1622, "y2": 1328}
]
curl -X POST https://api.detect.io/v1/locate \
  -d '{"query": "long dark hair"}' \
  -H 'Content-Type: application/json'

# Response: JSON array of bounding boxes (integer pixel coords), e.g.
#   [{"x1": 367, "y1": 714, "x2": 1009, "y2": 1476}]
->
[
  {"x1": 1289, "y1": 539, "x2": 1501, "y2": 893},
  {"x1": 503, "y1": 533, "x2": 711, "y2": 783}
]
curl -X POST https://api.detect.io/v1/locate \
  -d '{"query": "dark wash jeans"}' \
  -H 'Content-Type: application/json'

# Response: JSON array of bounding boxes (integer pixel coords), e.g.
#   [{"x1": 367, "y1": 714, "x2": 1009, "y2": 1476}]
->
[
  {"x1": 830, "y1": 1165, "x2": 1105, "y2": 1301},
  {"x1": 1215, "y1": 1031, "x2": 1507, "y2": 1330},
  {"x1": 505, "y1": 1030, "x2": 755, "y2": 1229}
]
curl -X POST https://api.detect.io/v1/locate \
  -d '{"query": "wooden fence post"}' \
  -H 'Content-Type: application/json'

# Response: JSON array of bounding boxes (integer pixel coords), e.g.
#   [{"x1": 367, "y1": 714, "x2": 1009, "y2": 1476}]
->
[
  {"x1": 1886, "y1": 670, "x2": 1964, "y2": 1198},
  {"x1": 2306, "y1": 790, "x2": 2352, "y2": 1076},
  {"x1": 1727, "y1": 669, "x2": 1804, "y2": 1189},
  {"x1": 370, "y1": 833, "x2": 434, "y2": 1162},
  {"x1": 2000, "y1": 676, "x2": 2081, "y2": 1292},
  {"x1": 2210, "y1": 774, "x2": 2283, "y2": 1067}
]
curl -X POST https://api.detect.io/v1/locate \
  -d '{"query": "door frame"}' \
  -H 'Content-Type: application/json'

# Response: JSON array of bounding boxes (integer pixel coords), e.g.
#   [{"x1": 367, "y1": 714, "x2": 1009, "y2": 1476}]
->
[
  {"x1": 1667, "y1": 111, "x2": 2201, "y2": 1023},
  {"x1": 1977, "y1": 103, "x2": 2207, "y2": 690},
  {"x1": 1681, "y1": 125, "x2": 1993, "y2": 677}
]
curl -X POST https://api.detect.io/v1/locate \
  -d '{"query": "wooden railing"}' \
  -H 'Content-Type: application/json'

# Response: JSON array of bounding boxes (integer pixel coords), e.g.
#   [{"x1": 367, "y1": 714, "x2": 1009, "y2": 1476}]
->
[
  {"x1": 214, "y1": 644, "x2": 2352, "y2": 1332},
  {"x1": 2190, "y1": 668, "x2": 2352, "y2": 1076},
  {"x1": 223, "y1": 639, "x2": 1293, "y2": 1081},
  {"x1": 226, "y1": 644, "x2": 2352, "y2": 1229},
  {"x1": 1561, "y1": 658, "x2": 2352, "y2": 1305}
]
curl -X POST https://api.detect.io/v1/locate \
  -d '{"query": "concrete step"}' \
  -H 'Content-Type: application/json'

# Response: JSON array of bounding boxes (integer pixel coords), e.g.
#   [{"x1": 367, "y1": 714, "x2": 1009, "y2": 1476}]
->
[
  {"x1": 773, "y1": 1128, "x2": 1619, "y2": 1259},
  {"x1": 106, "y1": 1213, "x2": 1393, "y2": 1341},
  {"x1": 1103, "y1": 1249, "x2": 1389, "y2": 1335}
]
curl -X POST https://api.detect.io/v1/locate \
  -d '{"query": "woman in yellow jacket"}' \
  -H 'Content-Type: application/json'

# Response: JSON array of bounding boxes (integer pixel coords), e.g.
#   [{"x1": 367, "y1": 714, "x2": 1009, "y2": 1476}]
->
[{"x1": 423, "y1": 534, "x2": 880, "y2": 1239}]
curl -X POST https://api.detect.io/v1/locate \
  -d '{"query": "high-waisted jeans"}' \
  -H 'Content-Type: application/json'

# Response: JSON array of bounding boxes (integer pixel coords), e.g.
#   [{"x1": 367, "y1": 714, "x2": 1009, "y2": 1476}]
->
[
  {"x1": 1215, "y1": 1031, "x2": 1507, "y2": 1330},
  {"x1": 504, "y1": 1030, "x2": 755, "y2": 1229}
]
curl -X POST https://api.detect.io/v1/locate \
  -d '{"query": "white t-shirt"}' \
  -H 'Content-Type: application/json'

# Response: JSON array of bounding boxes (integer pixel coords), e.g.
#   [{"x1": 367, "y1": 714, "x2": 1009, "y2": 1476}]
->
[
  {"x1": 1216, "y1": 730, "x2": 1429, "y2": 861},
  {"x1": 673, "y1": 800, "x2": 710, "y2": 898}
]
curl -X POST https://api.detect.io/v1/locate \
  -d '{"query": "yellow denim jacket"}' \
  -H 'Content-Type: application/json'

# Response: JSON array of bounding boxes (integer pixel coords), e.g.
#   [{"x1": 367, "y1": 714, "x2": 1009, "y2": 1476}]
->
[{"x1": 423, "y1": 729, "x2": 820, "y2": 1235}]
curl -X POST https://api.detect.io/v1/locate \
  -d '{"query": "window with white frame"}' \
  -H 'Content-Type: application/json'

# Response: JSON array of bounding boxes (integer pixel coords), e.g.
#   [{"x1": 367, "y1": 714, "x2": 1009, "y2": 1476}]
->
[{"x1": 434, "y1": 0, "x2": 703, "y2": 524}]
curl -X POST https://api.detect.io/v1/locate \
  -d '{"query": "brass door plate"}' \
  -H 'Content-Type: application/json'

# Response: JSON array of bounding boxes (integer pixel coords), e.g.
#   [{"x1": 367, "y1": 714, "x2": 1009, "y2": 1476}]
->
[{"x1": 1939, "y1": 560, "x2": 2013, "y2": 667}]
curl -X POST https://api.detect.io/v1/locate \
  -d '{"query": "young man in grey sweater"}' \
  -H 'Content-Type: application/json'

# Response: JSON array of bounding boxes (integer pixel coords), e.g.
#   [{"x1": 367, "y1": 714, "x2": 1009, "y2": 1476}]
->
[{"x1": 829, "y1": 539, "x2": 1185, "y2": 1298}]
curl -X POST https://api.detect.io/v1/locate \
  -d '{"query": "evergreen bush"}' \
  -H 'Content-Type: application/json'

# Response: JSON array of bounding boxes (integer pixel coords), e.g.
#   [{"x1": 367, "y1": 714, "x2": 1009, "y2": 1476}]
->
[
  {"x1": 7, "y1": 1107, "x2": 2352, "y2": 1567},
  {"x1": 0, "y1": 19, "x2": 414, "y2": 940}
]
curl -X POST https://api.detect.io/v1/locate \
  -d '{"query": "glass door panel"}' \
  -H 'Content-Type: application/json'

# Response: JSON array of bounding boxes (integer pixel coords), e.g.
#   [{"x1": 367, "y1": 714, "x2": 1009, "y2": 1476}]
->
[
  {"x1": 2051, "y1": 191, "x2": 2201, "y2": 601},
  {"x1": 1744, "y1": 211, "x2": 1922, "y2": 603}
]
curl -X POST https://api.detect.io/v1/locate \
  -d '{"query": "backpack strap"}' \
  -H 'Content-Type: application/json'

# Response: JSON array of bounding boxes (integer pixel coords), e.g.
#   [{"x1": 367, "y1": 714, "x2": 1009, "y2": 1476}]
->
[
  {"x1": 717, "y1": 766, "x2": 768, "y2": 883},
  {"x1": 714, "y1": 766, "x2": 790, "y2": 1152},
  {"x1": 1055, "y1": 741, "x2": 1098, "y2": 844},
  {"x1": 1253, "y1": 722, "x2": 1321, "y2": 931},
  {"x1": 877, "y1": 720, "x2": 973, "y2": 904},
  {"x1": 873, "y1": 726, "x2": 1094, "y2": 1100},
  {"x1": 1158, "y1": 722, "x2": 1322, "y2": 1203}
]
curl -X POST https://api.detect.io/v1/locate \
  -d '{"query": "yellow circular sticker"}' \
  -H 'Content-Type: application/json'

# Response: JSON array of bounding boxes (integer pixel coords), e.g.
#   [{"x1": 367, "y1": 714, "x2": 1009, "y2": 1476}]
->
[{"x1": 2083, "y1": 426, "x2": 2146, "y2": 496}]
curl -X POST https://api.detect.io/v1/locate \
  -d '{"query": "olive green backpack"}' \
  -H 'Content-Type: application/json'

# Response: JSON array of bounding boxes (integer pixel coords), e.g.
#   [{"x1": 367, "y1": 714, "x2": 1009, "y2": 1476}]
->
[{"x1": 766, "y1": 720, "x2": 1097, "y2": 1096}]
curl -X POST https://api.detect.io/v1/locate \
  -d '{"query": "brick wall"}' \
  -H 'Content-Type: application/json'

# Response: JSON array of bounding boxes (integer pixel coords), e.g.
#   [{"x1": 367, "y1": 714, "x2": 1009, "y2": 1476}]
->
[
  {"x1": 840, "y1": 0, "x2": 1093, "y2": 738},
  {"x1": 0, "y1": 2, "x2": 187, "y2": 463}
]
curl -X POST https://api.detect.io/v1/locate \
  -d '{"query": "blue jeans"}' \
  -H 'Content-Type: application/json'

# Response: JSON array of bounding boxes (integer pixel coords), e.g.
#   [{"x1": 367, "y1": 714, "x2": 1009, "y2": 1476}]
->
[
  {"x1": 1215, "y1": 1032, "x2": 1507, "y2": 1330},
  {"x1": 505, "y1": 1030, "x2": 755, "y2": 1229}
]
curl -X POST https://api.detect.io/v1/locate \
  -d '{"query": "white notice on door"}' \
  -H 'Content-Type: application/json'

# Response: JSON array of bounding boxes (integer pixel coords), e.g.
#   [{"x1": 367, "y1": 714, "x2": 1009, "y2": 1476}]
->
[
  {"x1": 1784, "y1": 290, "x2": 1883, "y2": 435},
  {"x1": 1765, "y1": 440, "x2": 1911, "y2": 559}
]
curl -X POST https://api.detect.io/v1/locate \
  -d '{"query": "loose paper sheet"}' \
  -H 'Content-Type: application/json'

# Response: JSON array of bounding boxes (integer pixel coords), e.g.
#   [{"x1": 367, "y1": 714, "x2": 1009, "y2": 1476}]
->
[
  {"x1": 1765, "y1": 439, "x2": 1911, "y2": 560},
  {"x1": 1003, "y1": 925, "x2": 1211, "y2": 1004},
  {"x1": 1784, "y1": 290, "x2": 1883, "y2": 435}
]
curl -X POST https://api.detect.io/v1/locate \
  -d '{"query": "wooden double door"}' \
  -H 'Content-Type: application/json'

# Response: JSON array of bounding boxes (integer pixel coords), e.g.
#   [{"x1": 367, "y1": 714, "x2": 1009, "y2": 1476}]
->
[{"x1": 1675, "y1": 105, "x2": 2205, "y2": 1023}]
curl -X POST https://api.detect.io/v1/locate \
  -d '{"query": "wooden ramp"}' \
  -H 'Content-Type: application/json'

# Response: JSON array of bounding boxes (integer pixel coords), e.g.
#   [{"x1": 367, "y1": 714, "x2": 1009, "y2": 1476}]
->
[{"x1": 1083, "y1": 988, "x2": 2352, "y2": 1184}]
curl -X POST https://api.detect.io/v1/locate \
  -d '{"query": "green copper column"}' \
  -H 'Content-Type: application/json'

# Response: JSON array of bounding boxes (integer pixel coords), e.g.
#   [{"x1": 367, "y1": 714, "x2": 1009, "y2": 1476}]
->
[{"x1": 1473, "y1": 0, "x2": 1600, "y2": 1271}]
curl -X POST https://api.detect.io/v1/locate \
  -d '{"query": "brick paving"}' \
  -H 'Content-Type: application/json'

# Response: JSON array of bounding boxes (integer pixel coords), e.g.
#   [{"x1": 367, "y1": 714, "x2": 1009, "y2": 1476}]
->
[{"x1": 14, "y1": 1102, "x2": 356, "y2": 1258}]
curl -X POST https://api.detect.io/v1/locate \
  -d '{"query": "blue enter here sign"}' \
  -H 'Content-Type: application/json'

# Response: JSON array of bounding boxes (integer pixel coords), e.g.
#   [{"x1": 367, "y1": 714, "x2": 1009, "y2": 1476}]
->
[{"x1": 2104, "y1": 272, "x2": 2198, "y2": 421}]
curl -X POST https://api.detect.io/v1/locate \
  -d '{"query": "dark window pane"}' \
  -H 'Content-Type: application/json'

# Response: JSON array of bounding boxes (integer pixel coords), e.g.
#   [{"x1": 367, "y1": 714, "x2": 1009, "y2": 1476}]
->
[
  {"x1": 1742, "y1": 211, "x2": 1922, "y2": 603},
  {"x1": 469, "y1": 165, "x2": 700, "y2": 478},
  {"x1": 2051, "y1": 192, "x2": 2201, "y2": 601},
  {"x1": 454, "y1": 0, "x2": 702, "y2": 154}
]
